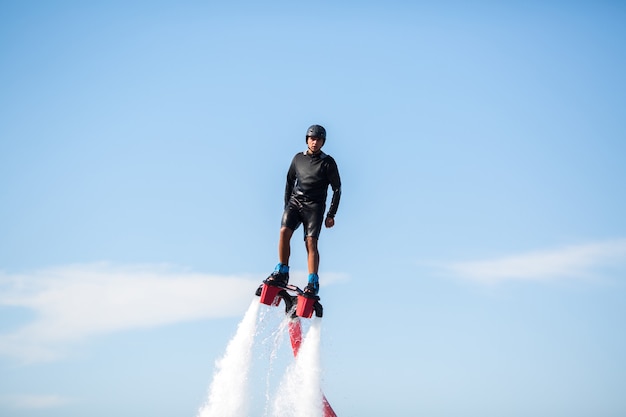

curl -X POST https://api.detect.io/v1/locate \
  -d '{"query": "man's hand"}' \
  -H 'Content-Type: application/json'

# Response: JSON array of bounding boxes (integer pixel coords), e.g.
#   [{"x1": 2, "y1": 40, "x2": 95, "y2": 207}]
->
[{"x1": 325, "y1": 216, "x2": 335, "y2": 228}]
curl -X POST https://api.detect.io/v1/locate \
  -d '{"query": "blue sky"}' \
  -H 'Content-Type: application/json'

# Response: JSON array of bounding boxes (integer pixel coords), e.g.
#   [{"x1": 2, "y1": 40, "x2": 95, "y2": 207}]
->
[{"x1": 1, "y1": 1, "x2": 625, "y2": 416}]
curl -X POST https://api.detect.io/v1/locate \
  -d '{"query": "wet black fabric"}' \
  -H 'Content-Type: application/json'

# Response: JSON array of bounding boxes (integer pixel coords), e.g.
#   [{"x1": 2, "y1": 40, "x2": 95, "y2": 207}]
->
[
  {"x1": 283, "y1": 151, "x2": 341, "y2": 218},
  {"x1": 281, "y1": 150, "x2": 342, "y2": 239},
  {"x1": 281, "y1": 198, "x2": 325, "y2": 239}
]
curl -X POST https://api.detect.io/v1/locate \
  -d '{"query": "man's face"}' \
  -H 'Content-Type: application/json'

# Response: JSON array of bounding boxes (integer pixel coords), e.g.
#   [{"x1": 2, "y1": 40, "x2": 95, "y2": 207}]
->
[{"x1": 307, "y1": 136, "x2": 324, "y2": 153}]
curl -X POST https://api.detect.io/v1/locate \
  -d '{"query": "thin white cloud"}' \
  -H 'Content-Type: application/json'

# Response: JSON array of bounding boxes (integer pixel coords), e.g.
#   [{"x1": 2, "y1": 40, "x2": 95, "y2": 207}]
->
[
  {"x1": 441, "y1": 239, "x2": 626, "y2": 284},
  {"x1": 0, "y1": 394, "x2": 73, "y2": 409},
  {"x1": 0, "y1": 263, "x2": 259, "y2": 363},
  {"x1": 0, "y1": 263, "x2": 348, "y2": 363}
]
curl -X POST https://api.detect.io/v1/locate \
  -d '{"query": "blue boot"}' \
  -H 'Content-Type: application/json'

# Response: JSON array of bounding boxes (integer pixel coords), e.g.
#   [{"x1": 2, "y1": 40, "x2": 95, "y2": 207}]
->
[
  {"x1": 267, "y1": 263, "x2": 289, "y2": 286},
  {"x1": 304, "y1": 273, "x2": 319, "y2": 296}
]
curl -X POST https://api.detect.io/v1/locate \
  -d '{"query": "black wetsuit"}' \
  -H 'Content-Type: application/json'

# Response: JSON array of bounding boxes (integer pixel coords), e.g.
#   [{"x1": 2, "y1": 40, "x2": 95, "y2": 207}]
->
[{"x1": 281, "y1": 150, "x2": 342, "y2": 239}]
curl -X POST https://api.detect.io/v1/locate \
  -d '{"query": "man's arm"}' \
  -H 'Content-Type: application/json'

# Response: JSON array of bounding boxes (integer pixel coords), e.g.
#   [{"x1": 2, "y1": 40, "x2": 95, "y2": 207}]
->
[
  {"x1": 284, "y1": 158, "x2": 296, "y2": 207},
  {"x1": 326, "y1": 158, "x2": 341, "y2": 220}
]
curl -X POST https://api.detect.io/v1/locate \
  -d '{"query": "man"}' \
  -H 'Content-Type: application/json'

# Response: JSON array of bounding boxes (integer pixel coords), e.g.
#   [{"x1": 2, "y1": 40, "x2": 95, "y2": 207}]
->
[{"x1": 267, "y1": 124, "x2": 342, "y2": 296}]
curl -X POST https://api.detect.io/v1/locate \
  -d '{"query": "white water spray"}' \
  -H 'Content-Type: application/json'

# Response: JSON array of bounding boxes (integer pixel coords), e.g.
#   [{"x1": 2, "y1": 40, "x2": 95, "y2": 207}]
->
[
  {"x1": 197, "y1": 300, "x2": 260, "y2": 417},
  {"x1": 196, "y1": 300, "x2": 329, "y2": 417},
  {"x1": 271, "y1": 318, "x2": 324, "y2": 417}
]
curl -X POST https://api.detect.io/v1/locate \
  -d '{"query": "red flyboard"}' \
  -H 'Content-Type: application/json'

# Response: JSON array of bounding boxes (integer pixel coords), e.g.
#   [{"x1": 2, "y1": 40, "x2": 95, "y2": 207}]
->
[
  {"x1": 259, "y1": 283, "x2": 283, "y2": 306},
  {"x1": 296, "y1": 294, "x2": 317, "y2": 318},
  {"x1": 288, "y1": 319, "x2": 337, "y2": 417}
]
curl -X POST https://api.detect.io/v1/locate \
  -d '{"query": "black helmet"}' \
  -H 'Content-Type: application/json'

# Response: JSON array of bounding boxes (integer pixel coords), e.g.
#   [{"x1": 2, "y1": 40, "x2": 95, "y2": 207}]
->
[{"x1": 305, "y1": 124, "x2": 326, "y2": 142}]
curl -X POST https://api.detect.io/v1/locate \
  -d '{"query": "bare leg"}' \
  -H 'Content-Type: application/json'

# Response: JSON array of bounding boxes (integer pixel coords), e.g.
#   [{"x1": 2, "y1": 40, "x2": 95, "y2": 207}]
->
[
  {"x1": 305, "y1": 237, "x2": 320, "y2": 274},
  {"x1": 278, "y1": 227, "x2": 294, "y2": 266}
]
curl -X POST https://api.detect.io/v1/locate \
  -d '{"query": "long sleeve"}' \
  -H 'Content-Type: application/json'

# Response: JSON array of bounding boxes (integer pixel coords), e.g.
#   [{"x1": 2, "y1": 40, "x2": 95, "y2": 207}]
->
[
  {"x1": 326, "y1": 159, "x2": 341, "y2": 218},
  {"x1": 284, "y1": 157, "x2": 297, "y2": 207}
]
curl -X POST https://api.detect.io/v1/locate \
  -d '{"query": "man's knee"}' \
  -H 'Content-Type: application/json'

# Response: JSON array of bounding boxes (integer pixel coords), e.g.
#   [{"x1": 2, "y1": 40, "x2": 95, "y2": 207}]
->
[
  {"x1": 280, "y1": 227, "x2": 294, "y2": 240},
  {"x1": 305, "y1": 236, "x2": 318, "y2": 250}
]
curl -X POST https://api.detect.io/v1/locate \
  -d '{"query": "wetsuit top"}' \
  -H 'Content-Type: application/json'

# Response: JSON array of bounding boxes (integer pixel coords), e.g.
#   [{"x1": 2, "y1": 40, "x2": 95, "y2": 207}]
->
[{"x1": 284, "y1": 150, "x2": 342, "y2": 218}]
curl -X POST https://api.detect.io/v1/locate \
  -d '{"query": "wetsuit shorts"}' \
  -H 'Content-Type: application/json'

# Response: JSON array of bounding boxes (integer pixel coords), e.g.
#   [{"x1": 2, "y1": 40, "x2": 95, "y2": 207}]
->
[{"x1": 281, "y1": 197, "x2": 326, "y2": 239}]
